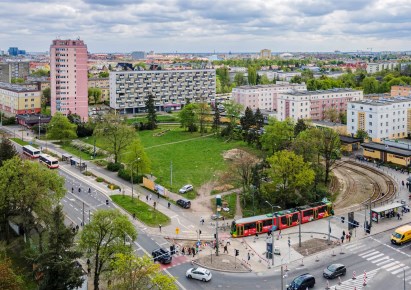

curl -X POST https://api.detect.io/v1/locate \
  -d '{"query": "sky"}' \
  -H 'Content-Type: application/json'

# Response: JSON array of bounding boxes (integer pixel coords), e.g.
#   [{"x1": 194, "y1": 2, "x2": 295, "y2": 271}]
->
[{"x1": 1, "y1": 0, "x2": 411, "y2": 53}]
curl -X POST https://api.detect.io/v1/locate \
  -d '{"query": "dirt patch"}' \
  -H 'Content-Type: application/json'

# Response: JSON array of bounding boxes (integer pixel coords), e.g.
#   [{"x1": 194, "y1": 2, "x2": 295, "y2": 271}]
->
[
  {"x1": 222, "y1": 148, "x2": 257, "y2": 161},
  {"x1": 293, "y1": 238, "x2": 339, "y2": 256},
  {"x1": 214, "y1": 184, "x2": 234, "y2": 192},
  {"x1": 195, "y1": 253, "x2": 250, "y2": 272}
]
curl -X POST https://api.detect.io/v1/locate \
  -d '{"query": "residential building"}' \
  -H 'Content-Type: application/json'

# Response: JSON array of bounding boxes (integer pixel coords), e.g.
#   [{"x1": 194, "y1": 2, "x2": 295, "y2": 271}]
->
[
  {"x1": 8, "y1": 47, "x2": 26, "y2": 56},
  {"x1": 260, "y1": 49, "x2": 271, "y2": 59},
  {"x1": 0, "y1": 82, "x2": 41, "y2": 116},
  {"x1": 277, "y1": 88, "x2": 363, "y2": 121},
  {"x1": 257, "y1": 70, "x2": 301, "y2": 82},
  {"x1": 109, "y1": 69, "x2": 216, "y2": 113},
  {"x1": 88, "y1": 77, "x2": 109, "y2": 102},
  {"x1": 347, "y1": 97, "x2": 411, "y2": 141},
  {"x1": 131, "y1": 51, "x2": 146, "y2": 60},
  {"x1": 366, "y1": 62, "x2": 398, "y2": 74},
  {"x1": 50, "y1": 39, "x2": 89, "y2": 121},
  {"x1": 232, "y1": 83, "x2": 307, "y2": 111},
  {"x1": 391, "y1": 85, "x2": 411, "y2": 97},
  {"x1": 0, "y1": 62, "x2": 30, "y2": 83}
]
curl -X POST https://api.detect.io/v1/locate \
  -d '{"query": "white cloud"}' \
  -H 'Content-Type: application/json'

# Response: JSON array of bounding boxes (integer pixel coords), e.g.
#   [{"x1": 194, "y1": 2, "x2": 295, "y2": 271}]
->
[{"x1": 0, "y1": 0, "x2": 411, "y2": 52}]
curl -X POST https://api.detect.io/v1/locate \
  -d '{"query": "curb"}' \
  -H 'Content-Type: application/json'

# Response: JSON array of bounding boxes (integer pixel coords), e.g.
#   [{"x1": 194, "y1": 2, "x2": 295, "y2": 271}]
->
[{"x1": 192, "y1": 258, "x2": 252, "y2": 273}]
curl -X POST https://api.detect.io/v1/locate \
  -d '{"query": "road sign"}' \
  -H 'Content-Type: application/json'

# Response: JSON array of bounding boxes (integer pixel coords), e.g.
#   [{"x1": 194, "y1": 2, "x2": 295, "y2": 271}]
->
[{"x1": 175, "y1": 227, "x2": 180, "y2": 235}]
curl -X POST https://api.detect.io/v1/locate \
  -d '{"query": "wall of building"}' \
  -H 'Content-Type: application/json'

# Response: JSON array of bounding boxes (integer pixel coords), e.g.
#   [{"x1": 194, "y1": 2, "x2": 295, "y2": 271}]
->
[{"x1": 0, "y1": 84, "x2": 41, "y2": 116}]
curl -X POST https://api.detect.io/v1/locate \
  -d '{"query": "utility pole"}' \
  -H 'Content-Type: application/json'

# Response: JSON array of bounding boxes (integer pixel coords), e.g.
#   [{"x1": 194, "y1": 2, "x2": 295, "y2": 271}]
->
[
  {"x1": 170, "y1": 160, "x2": 173, "y2": 188},
  {"x1": 328, "y1": 218, "x2": 331, "y2": 244},
  {"x1": 82, "y1": 202, "x2": 85, "y2": 227},
  {"x1": 38, "y1": 115, "x2": 41, "y2": 141},
  {"x1": 281, "y1": 265, "x2": 284, "y2": 290},
  {"x1": 216, "y1": 214, "x2": 219, "y2": 256},
  {"x1": 369, "y1": 195, "x2": 372, "y2": 228},
  {"x1": 298, "y1": 208, "x2": 301, "y2": 247}
]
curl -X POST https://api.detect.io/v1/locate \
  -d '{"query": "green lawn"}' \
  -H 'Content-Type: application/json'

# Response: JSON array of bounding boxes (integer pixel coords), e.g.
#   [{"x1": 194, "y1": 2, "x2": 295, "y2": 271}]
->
[
  {"x1": 57, "y1": 142, "x2": 94, "y2": 160},
  {"x1": 126, "y1": 114, "x2": 179, "y2": 124},
  {"x1": 111, "y1": 195, "x2": 170, "y2": 227},
  {"x1": 10, "y1": 138, "x2": 39, "y2": 148}
]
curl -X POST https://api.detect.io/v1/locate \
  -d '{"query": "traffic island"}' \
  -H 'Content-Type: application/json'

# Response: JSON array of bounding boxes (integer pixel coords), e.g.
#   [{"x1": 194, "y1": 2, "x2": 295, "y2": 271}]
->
[{"x1": 193, "y1": 254, "x2": 251, "y2": 273}]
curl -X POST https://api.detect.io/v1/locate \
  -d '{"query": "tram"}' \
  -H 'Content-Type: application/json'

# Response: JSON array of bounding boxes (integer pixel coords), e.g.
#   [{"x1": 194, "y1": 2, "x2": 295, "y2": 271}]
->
[{"x1": 230, "y1": 200, "x2": 333, "y2": 237}]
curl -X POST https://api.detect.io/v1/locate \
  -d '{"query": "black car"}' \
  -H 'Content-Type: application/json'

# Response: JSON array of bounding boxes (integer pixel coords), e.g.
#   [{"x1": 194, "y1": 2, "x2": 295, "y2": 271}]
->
[
  {"x1": 177, "y1": 199, "x2": 191, "y2": 209},
  {"x1": 152, "y1": 248, "x2": 172, "y2": 264},
  {"x1": 323, "y1": 263, "x2": 346, "y2": 279},
  {"x1": 287, "y1": 273, "x2": 315, "y2": 290}
]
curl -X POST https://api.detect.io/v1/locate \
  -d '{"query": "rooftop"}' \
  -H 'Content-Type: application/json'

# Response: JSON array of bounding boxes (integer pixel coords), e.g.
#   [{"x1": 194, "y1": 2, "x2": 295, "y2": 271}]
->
[
  {"x1": 350, "y1": 96, "x2": 411, "y2": 106},
  {"x1": 361, "y1": 142, "x2": 411, "y2": 157},
  {"x1": 234, "y1": 83, "x2": 306, "y2": 90},
  {"x1": 0, "y1": 82, "x2": 39, "y2": 93},
  {"x1": 281, "y1": 88, "x2": 360, "y2": 96}
]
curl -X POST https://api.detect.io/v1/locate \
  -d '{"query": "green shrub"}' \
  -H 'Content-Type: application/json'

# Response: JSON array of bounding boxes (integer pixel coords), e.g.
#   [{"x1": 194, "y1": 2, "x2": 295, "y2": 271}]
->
[
  {"x1": 94, "y1": 159, "x2": 108, "y2": 167},
  {"x1": 82, "y1": 171, "x2": 93, "y2": 176},
  {"x1": 96, "y1": 177, "x2": 104, "y2": 182},
  {"x1": 107, "y1": 162, "x2": 123, "y2": 172},
  {"x1": 118, "y1": 168, "x2": 141, "y2": 183},
  {"x1": 107, "y1": 183, "x2": 121, "y2": 190}
]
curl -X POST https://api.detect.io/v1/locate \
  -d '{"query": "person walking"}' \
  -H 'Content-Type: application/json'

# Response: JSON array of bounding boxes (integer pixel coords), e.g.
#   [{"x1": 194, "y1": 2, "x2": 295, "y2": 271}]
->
[
  {"x1": 191, "y1": 247, "x2": 195, "y2": 257},
  {"x1": 248, "y1": 252, "x2": 251, "y2": 261},
  {"x1": 168, "y1": 202, "x2": 171, "y2": 209},
  {"x1": 342, "y1": 230, "x2": 346, "y2": 237},
  {"x1": 397, "y1": 212, "x2": 401, "y2": 220},
  {"x1": 188, "y1": 247, "x2": 191, "y2": 255},
  {"x1": 159, "y1": 224, "x2": 162, "y2": 232},
  {"x1": 182, "y1": 247, "x2": 185, "y2": 255},
  {"x1": 223, "y1": 245, "x2": 228, "y2": 253},
  {"x1": 146, "y1": 195, "x2": 149, "y2": 201},
  {"x1": 78, "y1": 188, "x2": 81, "y2": 193},
  {"x1": 71, "y1": 187, "x2": 74, "y2": 193},
  {"x1": 341, "y1": 235, "x2": 345, "y2": 244},
  {"x1": 88, "y1": 187, "x2": 91, "y2": 193}
]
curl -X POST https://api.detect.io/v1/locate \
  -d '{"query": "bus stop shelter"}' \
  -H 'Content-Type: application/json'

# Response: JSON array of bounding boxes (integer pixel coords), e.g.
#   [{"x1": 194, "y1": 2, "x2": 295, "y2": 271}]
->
[
  {"x1": 70, "y1": 157, "x2": 87, "y2": 172},
  {"x1": 371, "y1": 202, "x2": 403, "y2": 223},
  {"x1": 62, "y1": 153, "x2": 72, "y2": 163}
]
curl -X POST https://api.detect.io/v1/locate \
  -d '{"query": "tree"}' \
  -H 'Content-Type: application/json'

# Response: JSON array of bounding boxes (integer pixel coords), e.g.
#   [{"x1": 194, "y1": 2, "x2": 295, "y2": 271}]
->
[
  {"x1": 216, "y1": 67, "x2": 230, "y2": 91},
  {"x1": 240, "y1": 107, "x2": 255, "y2": 131},
  {"x1": 145, "y1": 94, "x2": 157, "y2": 130},
  {"x1": 47, "y1": 113, "x2": 77, "y2": 141},
  {"x1": 248, "y1": 66, "x2": 257, "y2": 85},
  {"x1": 195, "y1": 100, "x2": 211, "y2": 135},
  {"x1": 107, "y1": 254, "x2": 177, "y2": 290},
  {"x1": 223, "y1": 100, "x2": 243, "y2": 138},
  {"x1": 36, "y1": 205, "x2": 84, "y2": 290},
  {"x1": 179, "y1": 103, "x2": 198, "y2": 132},
  {"x1": 0, "y1": 258, "x2": 23, "y2": 290},
  {"x1": 261, "y1": 118, "x2": 294, "y2": 154},
  {"x1": 259, "y1": 74, "x2": 271, "y2": 85},
  {"x1": 123, "y1": 138, "x2": 151, "y2": 178},
  {"x1": 323, "y1": 108, "x2": 339, "y2": 122},
  {"x1": 0, "y1": 157, "x2": 65, "y2": 245},
  {"x1": 42, "y1": 87, "x2": 51, "y2": 108},
  {"x1": 355, "y1": 129, "x2": 369, "y2": 141},
  {"x1": 98, "y1": 71, "x2": 109, "y2": 78},
  {"x1": 294, "y1": 119, "x2": 307, "y2": 137},
  {"x1": 0, "y1": 138, "x2": 17, "y2": 167},
  {"x1": 319, "y1": 129, "x2": 341, "y2": 184},
  {"x1": 254, "y1": 108, "x2": 264, "y2": 129},
  {"x1": 234, "y1": 73, "x2": 245, "y2": 86},
  {"x1": 94, "y1": 114, "x2": 136, "y2": 163},
  {"x1": 88, "y1": 88, "x2": 102, "y2": 104},
  {"x1": 79, "y1": 210, "x2": 137, "y2": 290},
  {"x1": 265, "y1": 150, "x2": 315, "y2": 208},
  {"x1": 212, "y1": 104, "x2": 221, "y2": 134},
  {"x1": 361, "y1": 77, "x2": 379, "y2": 94}
]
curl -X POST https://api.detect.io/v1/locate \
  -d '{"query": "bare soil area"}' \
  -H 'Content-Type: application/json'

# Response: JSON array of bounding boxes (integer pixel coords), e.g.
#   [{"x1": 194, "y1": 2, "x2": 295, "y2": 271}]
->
[
  {"x1": 195, "y1": 253, "x2": 250, "y2": 272},
  {"x1": 293, "y1": 238, "x2": 339, "y2": 256}
]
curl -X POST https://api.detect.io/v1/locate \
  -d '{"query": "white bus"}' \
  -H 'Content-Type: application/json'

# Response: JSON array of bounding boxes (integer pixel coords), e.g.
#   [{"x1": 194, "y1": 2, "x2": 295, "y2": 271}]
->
[
  {"x1": 22, "y1": 145, "x2": 41, "y2": 158},
  {"x1": 39, "y1": 154, "x2": 59, "y2": 169}
]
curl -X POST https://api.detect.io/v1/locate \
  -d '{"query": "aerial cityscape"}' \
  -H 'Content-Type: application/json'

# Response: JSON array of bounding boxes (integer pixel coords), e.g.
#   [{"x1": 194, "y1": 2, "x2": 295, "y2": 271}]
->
[{"x1": 2, "y1": 1, "x2": 411, "y2": 290}]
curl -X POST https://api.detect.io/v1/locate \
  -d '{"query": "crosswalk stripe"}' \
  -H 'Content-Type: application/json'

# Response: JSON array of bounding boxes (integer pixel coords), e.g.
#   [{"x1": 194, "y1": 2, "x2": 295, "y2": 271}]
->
[
  {"x1": 367, "y1": 253, "x2": 384, "y2": 261},
  {"x1": 404, "y1": 275, "x2": 411, "y2": 281},
  {"x1": 361, "y1": 251, "x2": 380, "y2": 258},
  {"x1": 376, "y1": 259, "x2": 394, "y2": 266},
  {"x1": 345, "y1": 243, "x2": 365, "y2": 250},
  {"x1": 371, "y1": 256, "x2": 389, "y2": 263},
  {"x1": 358, "y1": 249, "x2": 378, "y2": 256},
  {"x1": 382, "y1": 262, "x2": 398, "y2": 269},
  {"x1": 385, "y1": 264, "x2": 403, "y2": 272},
  {"x1": 392, "y1": 266, "x2": 409, "y2": 275}
]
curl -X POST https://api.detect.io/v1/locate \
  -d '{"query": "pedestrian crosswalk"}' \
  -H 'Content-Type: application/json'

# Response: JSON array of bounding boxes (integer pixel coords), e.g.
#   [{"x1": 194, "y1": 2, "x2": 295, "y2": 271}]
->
[
  {"x1": 343, "y1": 242, "x2": 411, "y2": 284},
  {"x1": 329, "y1": 268, "x2": 379, "y2": 289}
]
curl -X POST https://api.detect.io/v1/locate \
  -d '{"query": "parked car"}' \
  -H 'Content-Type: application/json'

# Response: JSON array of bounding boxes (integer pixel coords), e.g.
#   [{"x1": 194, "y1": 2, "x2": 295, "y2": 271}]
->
[
  {"x1": 287, "y1": 273, "x2": 315, "y2": 290},
  {"x1": 152, "y1": 248, "x2": 172, "y2": 264},
  {"x1": 179, "y1": 184, "x2": 193, "y2": 194},
  {"x1": 177, "y1": 199, "x2": 191, "y2": 209},
  {"x1": 186, "y1": 267, "x2": 212, "y2": 282},
  {"x1": 323, "y1": 263, "x2": 347, "y2": 279}
]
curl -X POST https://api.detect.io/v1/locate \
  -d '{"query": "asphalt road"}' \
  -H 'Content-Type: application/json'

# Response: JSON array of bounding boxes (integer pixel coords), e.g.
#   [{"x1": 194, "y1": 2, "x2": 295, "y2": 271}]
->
[{"x1": 168, "y1": 230, "x2": 411, "y2": 290}]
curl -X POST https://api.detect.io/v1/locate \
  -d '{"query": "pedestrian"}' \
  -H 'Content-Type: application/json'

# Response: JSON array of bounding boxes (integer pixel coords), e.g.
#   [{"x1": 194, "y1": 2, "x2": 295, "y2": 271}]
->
[
  {"x1": 149, "y1": 194, "x2": 152, "y2": 201},
  {"x1": 346, "y1": 233, "x2": 349, "y2": 241},
  {"x1": 76, "y1": 224, "x2": 79, "y2": 232},
  {"x1": 222, "y1": 216, "x2": 225, "y2": 221},
  {"x1": 402, "y1": 180, "x2": 405, "y2": 187},
  {"x1": 248, "y1": 252, "x2": 251, "y2": 261},
  {"x1": 157, "y1": 192, "x2": 160, "y2": 199},
  {"x1": 132, "y1": 213, "x2": 136, "y2": 220},
  {"x1": 397, "y1": 212, "x2": 401, "y2": 220},
  {"x1": 341, "y1": 235, "x2": 344, "y2": 244},
  {"x1": 192, "y1": 247, "x2": 195, "y2": 257},
  {"x1": 146, "y1": 195, "x2": 149, "y2": 201},
  {"x1": 71, "y1": 187, "x2": 74, "y2": 193},
  {"x1": 153, "y1": 201, "x2": 156, "y2": 209},
  {"x1": 342, "y1": 230, "x2": 346, "y2": 237},
  {"x1": 200, "y1": 217, "x2": 203, "y2": 225},
  {"x1": 168, "y1": 202, "x2": 171, "y2": 209},
  {"x1": 188, "y1": 247, "x2": 191, "y2": 255},
  {"x1": 348, "y1": 231, "x2": 352, "y2": 242},
  {"x1": 182, "y1": 247, "x2": 185, "y2": 255},
  {"x1": 78, "y1": 188, "x2": 81, "y2": 193},
  {"x1": 224, "y1": 245, "x2": 228, "y2": 253},
  {"x1": 159, "y1": 224, "x2": 162, "y2": 232},
  {"x1": 226, "y1": 238, "x2": 231, "y2": 246},
  {"x1": 88, "y1": 187, "x2": 91, "y2": 193}
]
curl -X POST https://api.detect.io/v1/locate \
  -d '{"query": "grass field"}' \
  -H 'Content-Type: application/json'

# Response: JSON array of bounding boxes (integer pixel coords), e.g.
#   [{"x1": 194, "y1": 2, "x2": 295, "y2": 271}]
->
[
  {"x1": 10, "y1": 138, "x2": 39, "y2": 148},
  {"x1": 57, "y1": 142, "x2": 94, "y2": 160},
  {"x1": 211, "y1": 192, "x2": 237, "y2": 219},
  {"x1": 126, "y1": 113, "x2": 179, "y2": 124},
  {"x1": 111, "y1": 195, "x2": 170, "y2": 226}
]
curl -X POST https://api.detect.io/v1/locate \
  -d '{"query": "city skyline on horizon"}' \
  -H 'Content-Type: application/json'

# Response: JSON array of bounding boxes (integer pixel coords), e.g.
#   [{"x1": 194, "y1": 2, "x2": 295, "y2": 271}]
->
[{"x1": 1, "y1": 0, "x2": 411, "y2": 54}]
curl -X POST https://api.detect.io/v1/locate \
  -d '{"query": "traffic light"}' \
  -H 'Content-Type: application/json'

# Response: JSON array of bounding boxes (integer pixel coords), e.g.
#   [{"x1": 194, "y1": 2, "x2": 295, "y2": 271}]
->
[
  {"x1": 341, "y1": 216, "x2": 345, "y2": 224},
  {"x1": 199, "y1": 230, "x2": 202, "y2": 235},
  {"x1": 235, "y1": 249, "x2": 239, "y2": 256},
  {"x1": 105, "y1": 199, "x2": 109, "y2": 205},
  {"x1": 214, "y1": 234, "x2": 217, "y2": 239},
  {"x1": 170, "y1": 245, "x2": 175, "y2": 255}
]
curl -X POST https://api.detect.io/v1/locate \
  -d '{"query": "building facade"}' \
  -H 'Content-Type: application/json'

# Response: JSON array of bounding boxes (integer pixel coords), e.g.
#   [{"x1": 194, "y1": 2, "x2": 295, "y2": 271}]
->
[
  {"x1": 0, "y1": 82, "x2": 41, "y2": 115},
  {"x1": 366, "y1": 62, "x2": 398, "y2": 74},
  {"x1": 277, "y1": 88, "x2": 363, "y2": 121},
  {"x1": 0, "y1": 62, "x2": 30, "y2": 83},
  {"x1": 232, "y1": 83, "x2": 307, "y2": 111},
  {"x1": 391, "y1": 85, "x2": 411, "y2": 97},
  {"x1": 347, "y1": 97, "x2": 411, "y2": 141},
  {"x1": 131, "y1": 51, "x2": 146, "y2": 60},
  {"x1": 50, "y1": 39, "x2": 88, "y2": 121},
  {"x1": 109, "y1": 69, "x2": 216, "y2": 113},
  {"x1": 88, "y1": 77, "x2": 109, "y2": 102},
  {"x1": 260, "y1": 49, "x2": 271, "y2": 59}
]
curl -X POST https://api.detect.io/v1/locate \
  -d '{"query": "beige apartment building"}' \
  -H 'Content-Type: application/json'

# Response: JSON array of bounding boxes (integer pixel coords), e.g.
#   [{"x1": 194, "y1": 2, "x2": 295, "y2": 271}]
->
[
  {"x1": 88, "y1": 77, "x2": 109, "y2": 102},
  {"x1": 0, "y1": 82, "x2": 41, "y2": 116}
]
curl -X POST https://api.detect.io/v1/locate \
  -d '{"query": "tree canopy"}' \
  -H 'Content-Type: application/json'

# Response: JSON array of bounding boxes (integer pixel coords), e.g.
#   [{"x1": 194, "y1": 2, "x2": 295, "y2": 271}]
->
[
  {"x1": 47, "y1": 113, "x2": 77, "y2": 141},
  {"x1": 260, "y1": 118, "x2": 294, "y2": 154}
]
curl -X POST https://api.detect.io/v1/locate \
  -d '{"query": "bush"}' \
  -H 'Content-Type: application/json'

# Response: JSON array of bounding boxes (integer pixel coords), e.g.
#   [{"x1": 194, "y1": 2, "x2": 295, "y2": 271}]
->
[
  {"x1": 108, "y1": 183, "x2": 121, "y2": 190},
  {"x1": 118, "y1": 168, "x2": 141, "y2": 184},
  {"x1": 82, "y1": 171, "x2": 93, "y2": 176},
  {"x1": 94, "y1": 159, "x2": 108, "y2": 167},
  {"x1": 107, "y1": 162, "x2": 123, "y2": 172},
  {"x1": 96, "y1": 177, "x2": 104, "y2": 182}
]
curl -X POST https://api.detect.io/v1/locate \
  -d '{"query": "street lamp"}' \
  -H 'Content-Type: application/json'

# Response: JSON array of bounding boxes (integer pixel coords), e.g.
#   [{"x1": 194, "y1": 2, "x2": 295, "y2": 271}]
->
[
  {"x1": 38, "y1": 115, "x2": 41, "y2": 140},
  {"x1": 130, "y1": 158, "x2": 140, "y2": 200},
  {"x1": 265, "y1": 200, "x2": 281, "y2": 267}
]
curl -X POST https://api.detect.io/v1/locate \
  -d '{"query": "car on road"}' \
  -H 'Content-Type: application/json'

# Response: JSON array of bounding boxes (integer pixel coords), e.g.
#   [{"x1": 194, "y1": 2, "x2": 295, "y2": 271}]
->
[
  {"x1": 179, "y1": 184, "x2": 193, "y2": 194},
  {"x1": 152, "y1": 248, "x2": 172, "y2": 264},
  {"x1": 287, "y1": 273, "x2": 315, "y2": 290},
  {"x1": 323, "y1": 263, "x2": 347, "y2": 279},
  {"x1": 186, "y1": 267, "x2": 212, "y2": 282},
  {"x1": 391, "y1": 225, "x2": 411, "y2": 245},
  {"x1": 176, "y1": 198, "x2": 191, "y2": 209}
]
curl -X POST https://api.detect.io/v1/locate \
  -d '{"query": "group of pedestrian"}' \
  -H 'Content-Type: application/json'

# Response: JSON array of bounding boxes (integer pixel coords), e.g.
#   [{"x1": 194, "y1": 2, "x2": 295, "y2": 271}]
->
[
  {"x1": 181, "y1": 246, "x2": 197, "y2": 257},
  {"x1": 341, "y1": 230, "x2": 352, "y2": 243}
]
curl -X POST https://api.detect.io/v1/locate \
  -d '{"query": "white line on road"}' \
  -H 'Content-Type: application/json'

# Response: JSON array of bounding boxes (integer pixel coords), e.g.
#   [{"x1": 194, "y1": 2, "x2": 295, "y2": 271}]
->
[
  {"x1": 376, "y1": 259, "x2": 394, "y2": 267},
  {"x1": 371, "y1": 256, "x2": 389, "y2": 263},
  {"x1": 367, "y1": 253, "x2": 384, "y2": 261}
]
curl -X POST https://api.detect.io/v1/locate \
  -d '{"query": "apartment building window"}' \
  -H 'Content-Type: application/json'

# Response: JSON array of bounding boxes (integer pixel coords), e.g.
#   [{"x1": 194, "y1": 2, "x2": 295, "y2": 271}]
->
[
  {"x1": 369, "y1": 114, "x2": 372, "y2": 118},
  {"x1": 369, "y1": 122, "x2": 372, "y2": 126}
]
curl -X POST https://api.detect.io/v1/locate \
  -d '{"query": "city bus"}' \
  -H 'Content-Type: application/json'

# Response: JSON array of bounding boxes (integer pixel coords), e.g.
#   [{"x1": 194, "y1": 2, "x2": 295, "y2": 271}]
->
[
  {"x1": 22, "y1": 145, "x2": 41, "y2": 158},
  {"x1": 230, "y1": 200, "x2": 333, "y2": 238},
  {"x1": 39, "y1": 154, "x2": 59, "y2": 169}
]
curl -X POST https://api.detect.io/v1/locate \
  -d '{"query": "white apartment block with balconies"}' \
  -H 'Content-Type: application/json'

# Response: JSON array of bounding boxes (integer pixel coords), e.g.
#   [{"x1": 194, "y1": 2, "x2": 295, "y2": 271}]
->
[
  {"x1": 232, "y1": 83, "x2": 307, "y2": 111},
  {"x1": 109, "y1": 69, "x2": 216, "y2": 113},
  {"x1": 366, "y1": 62, "x2": 398, "y2": 74},
  {"x1": 347, "y1": 97, "x2": 411, "y2": 141}
]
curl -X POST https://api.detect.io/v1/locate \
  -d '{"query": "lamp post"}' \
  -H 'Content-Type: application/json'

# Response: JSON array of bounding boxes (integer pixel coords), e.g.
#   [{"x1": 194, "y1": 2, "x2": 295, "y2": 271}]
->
[
  {"x1": 130, "y1": 158, "x2": 140, "y2": 200},
  {"x1": 265, "y1": 201, "x2": 281, "y2": 267},
  {"x1": 38, "y1": 115, "x2": 41, "y2": 140}
]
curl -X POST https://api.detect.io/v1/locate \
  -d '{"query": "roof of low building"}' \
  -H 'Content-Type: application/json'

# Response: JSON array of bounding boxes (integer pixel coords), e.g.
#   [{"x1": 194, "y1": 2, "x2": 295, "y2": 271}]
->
[{"x1": 361, "y1": 142, "x2": 411, "y2": 157}]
